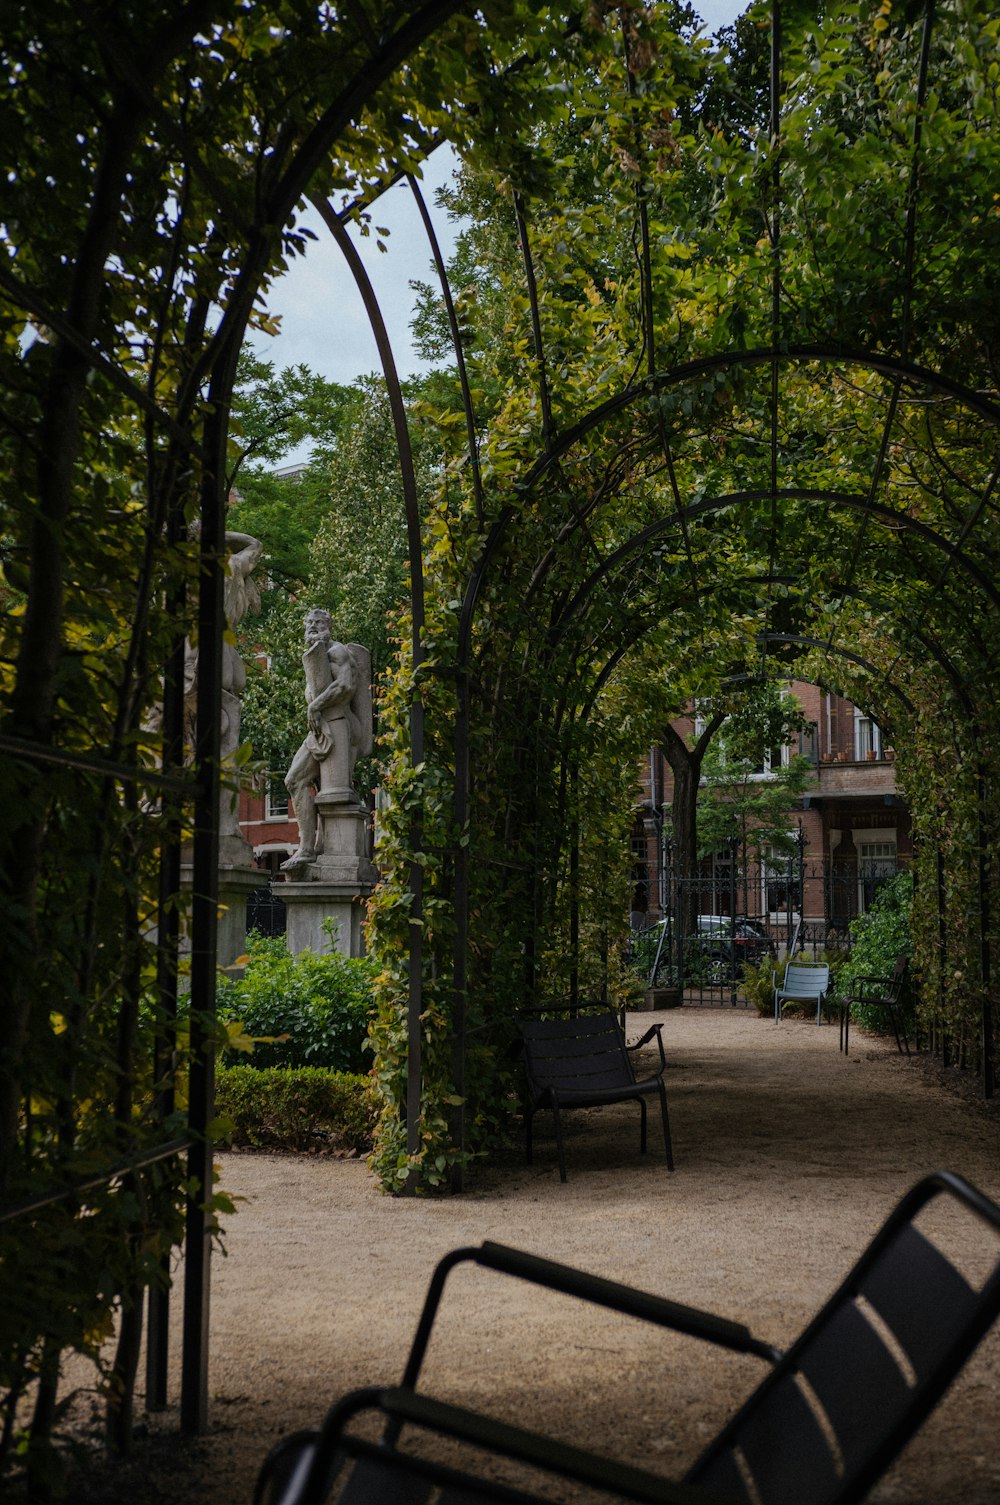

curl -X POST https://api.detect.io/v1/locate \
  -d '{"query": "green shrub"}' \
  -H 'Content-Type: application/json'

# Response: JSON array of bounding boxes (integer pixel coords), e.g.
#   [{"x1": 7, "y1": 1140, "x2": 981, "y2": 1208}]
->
[
  {"x1": 741, "y1": 954, "x2": 779, "y2": 1016},
  {"x1": 215, "y1": 1065, "x2": 376, "y2": 1151},
  {"x1": 219, "y1": 929, "x2": 375, "y2": 1073},
  {"x1": 628, "y1": 925, "x2": 674, "y2": 986},
  {"x1": 833, "y1": 872, "x2": 913, "y2": 1035}
]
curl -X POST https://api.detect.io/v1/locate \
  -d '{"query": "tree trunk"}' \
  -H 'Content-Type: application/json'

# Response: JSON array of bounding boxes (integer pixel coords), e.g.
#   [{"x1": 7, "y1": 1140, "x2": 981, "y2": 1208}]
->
[{"x1": 661, "y1": 714, "x2": 725, "y2": 938}]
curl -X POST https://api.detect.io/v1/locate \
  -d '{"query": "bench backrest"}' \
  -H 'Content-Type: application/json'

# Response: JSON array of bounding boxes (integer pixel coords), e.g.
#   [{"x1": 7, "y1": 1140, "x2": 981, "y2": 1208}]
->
[{"x1": 519, "y1": 1009, "x2": 633, "y2": 1096}]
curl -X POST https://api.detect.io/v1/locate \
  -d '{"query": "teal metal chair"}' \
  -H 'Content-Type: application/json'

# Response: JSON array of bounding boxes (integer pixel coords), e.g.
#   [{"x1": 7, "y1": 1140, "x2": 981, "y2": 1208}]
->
[{"x1": 774, "y1": 960, "x2": 830, "y2": 1023}]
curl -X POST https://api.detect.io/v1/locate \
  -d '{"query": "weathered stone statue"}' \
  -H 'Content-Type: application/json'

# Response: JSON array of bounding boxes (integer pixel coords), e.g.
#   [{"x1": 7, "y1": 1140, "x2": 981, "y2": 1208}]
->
[
  {"x1": 281, "y1": 609, "x2": 373, "y2": 871},
  {"x1": 183, "y1": 529, "x2": 263, "y2": 841}
]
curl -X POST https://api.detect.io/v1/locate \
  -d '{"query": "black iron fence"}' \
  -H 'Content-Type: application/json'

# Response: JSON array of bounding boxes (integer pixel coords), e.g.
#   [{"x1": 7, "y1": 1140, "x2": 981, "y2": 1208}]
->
[
  {"x1": 247, "y1": 884, "x2": 287, "y2": 938},
  {"x1": 630, "y1": 850, "x2": 902, "y2": 1007}
]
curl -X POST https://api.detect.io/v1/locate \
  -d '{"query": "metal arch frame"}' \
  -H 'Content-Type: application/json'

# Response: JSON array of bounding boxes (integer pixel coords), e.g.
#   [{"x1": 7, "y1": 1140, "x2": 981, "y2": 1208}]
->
[
  {"x1": 539, "y1": 505, "x2": 1000, "y2": 698},
  {"x1": 12, "y1": 0, "x2": 995, "y2": 1446},
  {"x1": 522, "y1": 619, "x2": 921, "y2": 1014},
  {"x1": 542, "y1": 597, "x2": 924, "y2": 753},
  {"x1": 547, "y1": 490, "x2": 1000, "y2": 641},
  {"x1": 433, "y1": 0, "x2": 1000, "y2": 1151},
  {"x1": 3, "y1": 0, "x2": 474, "y2": 1432},
  {"x1": 556, "y1": 596, "x2": 931, "y2": 725},
  {"x1": 453, "y1": 346, "x2": 1000, "y2": 677},
  {"x1": 446, "y1": 421, "x2": 1000, "y2": 1146},
  {"x1": 424, "y1": 2, "x2": 1000, "y2": 1150},
  {"x1": 170, "y1": 0, "x2": 472, "y2": 1374}
]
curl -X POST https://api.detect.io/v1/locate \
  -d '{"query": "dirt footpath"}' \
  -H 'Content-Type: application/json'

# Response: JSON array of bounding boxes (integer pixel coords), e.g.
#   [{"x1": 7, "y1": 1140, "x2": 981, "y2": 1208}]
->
[{"x1": 68, "y1": 1009, "x2": 1000, "y2": 1503}]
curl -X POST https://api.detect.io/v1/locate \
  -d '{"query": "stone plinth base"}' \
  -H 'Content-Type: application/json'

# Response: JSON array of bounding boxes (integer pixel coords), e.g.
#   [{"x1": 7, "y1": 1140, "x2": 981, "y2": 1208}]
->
[
  {"x1": 281, "y1": 874, "x2": 377, "y2": 959},
  {"x1": 277, "y1": 803, "x2": 376, "y2": 958},
  {"x1": 180, "y1": 858, "x2": 262, "y2": 980}
]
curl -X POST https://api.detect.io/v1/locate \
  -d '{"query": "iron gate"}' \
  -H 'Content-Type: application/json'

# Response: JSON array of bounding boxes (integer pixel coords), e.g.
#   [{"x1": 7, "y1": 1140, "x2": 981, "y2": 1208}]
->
[{"x1": 630, "y1": 847, "x2": 901, "y2": 1007}]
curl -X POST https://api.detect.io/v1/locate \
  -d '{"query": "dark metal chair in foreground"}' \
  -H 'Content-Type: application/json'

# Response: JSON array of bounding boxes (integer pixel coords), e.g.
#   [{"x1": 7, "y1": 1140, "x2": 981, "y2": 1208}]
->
[
  {"x1": 253, "y1": 1383, "x2": 713, "y2": 1505},
  {"x1": 839, "y1": 954, "x2": 911, "y2": 1056},
  {"x1": 254, "y1": 1170, "x2": 1000, "y2": 1505},
  {"x1": 518, "y1": 1005, "x2": 674, "y2": 1182}
]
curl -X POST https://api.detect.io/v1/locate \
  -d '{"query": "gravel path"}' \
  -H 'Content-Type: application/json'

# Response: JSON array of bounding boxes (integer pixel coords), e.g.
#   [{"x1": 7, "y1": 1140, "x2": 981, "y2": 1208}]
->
[{"x1": 62, "y1": 1008, "x2": 1000, "y2": 1503}]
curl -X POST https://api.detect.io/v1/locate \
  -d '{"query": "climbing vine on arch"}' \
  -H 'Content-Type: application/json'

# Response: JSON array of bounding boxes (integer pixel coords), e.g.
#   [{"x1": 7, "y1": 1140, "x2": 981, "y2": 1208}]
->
[{"x1": 365, "y1": 0, "x2": 1000, "y2": 1189}]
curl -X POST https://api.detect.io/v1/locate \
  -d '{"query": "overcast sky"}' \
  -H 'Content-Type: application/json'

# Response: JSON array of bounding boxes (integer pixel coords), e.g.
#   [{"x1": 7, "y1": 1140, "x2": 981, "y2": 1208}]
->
[{"x1": 248, "y1": 1, "x2": 747, "y2": 463}]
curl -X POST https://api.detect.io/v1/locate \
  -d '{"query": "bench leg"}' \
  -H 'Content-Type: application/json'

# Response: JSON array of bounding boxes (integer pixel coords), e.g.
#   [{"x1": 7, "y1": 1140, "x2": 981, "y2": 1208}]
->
[
  {"x1": 638, "y1": 1096, "x2": 648, "y2": 1155},
  {"x1": 887, "y1": 1004, "x2": 910, "y2": 1055},
  {"x1": 657, "y1": 1081, "x2": 674, "y2": 1171},
  {"x1": 551, "y1": 1099, "x2": 567, "y2": 1184}
]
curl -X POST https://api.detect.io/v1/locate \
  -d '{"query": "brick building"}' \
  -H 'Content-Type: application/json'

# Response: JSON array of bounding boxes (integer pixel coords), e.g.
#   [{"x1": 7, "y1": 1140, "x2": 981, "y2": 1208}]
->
[{"x1": 633, "y1": 684, "x2": 911, "y2": 945}]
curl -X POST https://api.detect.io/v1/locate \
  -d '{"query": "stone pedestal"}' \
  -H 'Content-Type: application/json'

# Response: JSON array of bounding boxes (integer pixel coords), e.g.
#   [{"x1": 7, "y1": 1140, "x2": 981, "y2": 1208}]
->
[
  {"x1": 281, "y1": 878, "x2": 374, "y2": 958},
  {"x1": 279, "y1": 799, "x2": 377, "y2": 958},
  {"x1": 180, "y1": 839, "x2": 261, "y2": 980},
  {"x1": 216, "y1": 863, "x2": 264, "y2": 975}
]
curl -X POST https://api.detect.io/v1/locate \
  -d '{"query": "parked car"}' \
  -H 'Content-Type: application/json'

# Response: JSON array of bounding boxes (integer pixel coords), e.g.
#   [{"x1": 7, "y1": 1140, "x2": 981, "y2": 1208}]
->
[{"x1": 692, "y1": 915, "x2": 776, "y2": 974}]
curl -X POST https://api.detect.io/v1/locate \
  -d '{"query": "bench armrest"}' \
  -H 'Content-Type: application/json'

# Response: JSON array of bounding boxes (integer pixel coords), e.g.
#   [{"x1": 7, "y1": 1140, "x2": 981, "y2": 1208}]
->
[
  {"x1": 261, "y1": 1386, "x2": 727, "y2": 1505},
  {"x1": 627, "y1": 1021, "x2": 666, "y2": 1070},
  {"x1": 843, "y1": 974, "x2": 891, "y2": 996}
]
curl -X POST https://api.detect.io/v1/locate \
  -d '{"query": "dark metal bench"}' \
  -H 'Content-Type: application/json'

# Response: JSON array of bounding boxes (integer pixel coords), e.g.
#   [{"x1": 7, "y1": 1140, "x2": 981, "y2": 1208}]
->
[
  {"x1": 517, "y1": 1006, "x2": 674, "y2": 1182},
  {"x1": 254, "y1": 1383, "x2": 713, "y2": 1504}
]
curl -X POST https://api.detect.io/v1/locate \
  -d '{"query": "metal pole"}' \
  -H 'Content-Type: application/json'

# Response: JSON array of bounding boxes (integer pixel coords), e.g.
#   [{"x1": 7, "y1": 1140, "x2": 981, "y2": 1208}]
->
[
  {"x1": 147, "y1": 512, "x2": 186, "y2": 1411},
  {"x1": 977, "y1": 762, "x2": 994, "y2": 1097},
  {"x1": 728, "y1": 835, "x2": 739, "y2": 1007},
  {"x1": 312, "y1": 203, "x2": 427, "y2": 1186},
  {"x1": 181, "y1": 378, "x2": 230, "y2": 1435}
]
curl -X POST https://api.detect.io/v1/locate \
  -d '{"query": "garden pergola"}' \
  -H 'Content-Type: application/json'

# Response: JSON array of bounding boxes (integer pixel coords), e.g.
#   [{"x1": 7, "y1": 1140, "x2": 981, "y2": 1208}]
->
[{"x1": 1, "y1": 0, "x2": 998, "y2": 1473}]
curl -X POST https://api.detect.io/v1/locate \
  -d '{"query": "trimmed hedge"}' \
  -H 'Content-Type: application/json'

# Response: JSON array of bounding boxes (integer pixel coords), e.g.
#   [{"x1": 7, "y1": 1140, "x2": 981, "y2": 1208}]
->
[{"x1": 216, "y1": 1065, "x2": 376, "y2": 1152}]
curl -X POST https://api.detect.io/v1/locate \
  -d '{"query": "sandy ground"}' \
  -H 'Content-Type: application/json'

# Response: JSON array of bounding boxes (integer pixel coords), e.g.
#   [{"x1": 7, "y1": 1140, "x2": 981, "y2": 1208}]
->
[{"x1": 50, "y1": 1008, "x2": 1000, "y2": 1502}]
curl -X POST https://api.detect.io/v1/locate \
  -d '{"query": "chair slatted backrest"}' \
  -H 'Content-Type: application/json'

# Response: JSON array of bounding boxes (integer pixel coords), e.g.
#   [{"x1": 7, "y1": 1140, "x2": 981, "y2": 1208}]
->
[
  {"x1": 521, "y1": 1011, "x2": 633, "y2": 1097},
  {"x1": 689, "y1": 1175, "x2": 1000, "y2": 1505},
  {"x1": 780, "y1": 962, "x2": 829, "y2": 996}
]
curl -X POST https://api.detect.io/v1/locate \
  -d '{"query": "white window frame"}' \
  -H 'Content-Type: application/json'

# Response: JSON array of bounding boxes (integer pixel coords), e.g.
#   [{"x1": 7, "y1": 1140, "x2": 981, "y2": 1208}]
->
[
  {"x1": 264, "y1": 775, "x2": 289, "y2": 822},
  {"x1": 857, "y1": 833, "x2": 897, "y2": 913},
  {"x1": 854, "y1": 708, "x2": 882, "y2": 760},
  {"x1": 692, "y1": 701, "x2": 788, "y2": 779},
  {"x1": 747, "y1": 741, "x2": 790, "y2": 778}
]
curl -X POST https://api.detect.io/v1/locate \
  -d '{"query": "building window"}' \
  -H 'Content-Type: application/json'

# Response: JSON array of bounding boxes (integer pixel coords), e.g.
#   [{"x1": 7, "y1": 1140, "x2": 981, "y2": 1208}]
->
[
  {"x1": 693, "y1": 700, "x2": 788, "y2": 777},
  {"x1": 854, "y1": 709, "x2": 881, "y2": 760},
  {"x1": 265, "y1": 775, "x2": 289, "y2": 821},
  {"x1": 858, "y1": 839, "x2": 896, "y2": 912},
  {"x1": 747, "y1": 742, "x2": 789, "y2": 777},
  {"x1": 762, "y1": 838, "x2": 800, "y2": 920}
]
